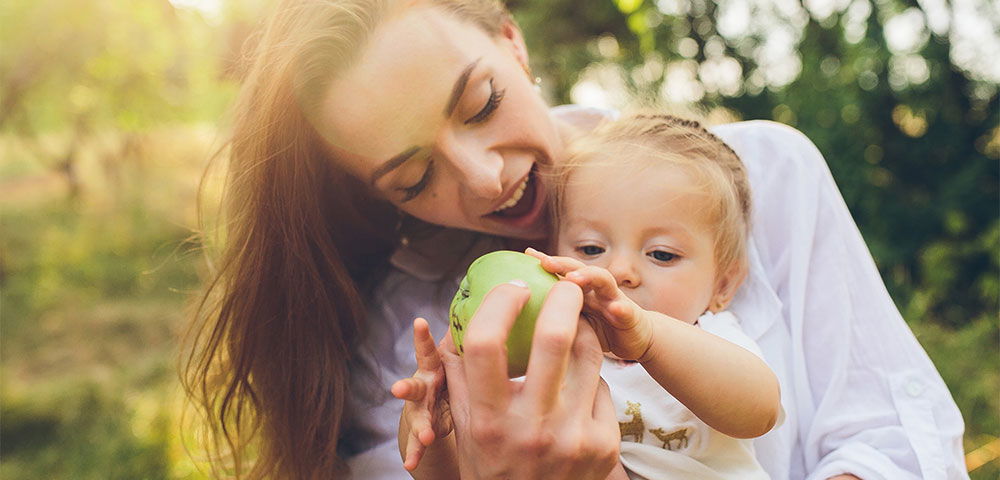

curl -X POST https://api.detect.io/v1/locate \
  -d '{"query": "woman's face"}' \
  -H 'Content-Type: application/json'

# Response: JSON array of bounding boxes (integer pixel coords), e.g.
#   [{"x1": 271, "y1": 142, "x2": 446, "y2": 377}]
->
[{"x1": 316, "y1": 5, "x2": 565, "y2": 240}]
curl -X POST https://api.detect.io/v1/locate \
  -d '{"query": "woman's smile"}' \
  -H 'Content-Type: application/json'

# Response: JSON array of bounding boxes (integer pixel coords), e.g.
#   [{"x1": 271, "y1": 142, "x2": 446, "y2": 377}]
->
[{"x1": 485, "y1": 165, "x2": 546, "y2": 230}]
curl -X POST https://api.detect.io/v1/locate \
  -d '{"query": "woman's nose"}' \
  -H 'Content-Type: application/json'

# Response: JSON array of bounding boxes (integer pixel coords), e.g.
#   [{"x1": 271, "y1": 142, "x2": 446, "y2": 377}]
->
[
  {"x1": 453, "y1": 152, "x2": 504, "y2": 200},
  {"x1": 439, "y1": 134, "x2": 503, "y2": 200},
  {"x1": 607, "y1": 254, "x2": 641, "y2": 289}
]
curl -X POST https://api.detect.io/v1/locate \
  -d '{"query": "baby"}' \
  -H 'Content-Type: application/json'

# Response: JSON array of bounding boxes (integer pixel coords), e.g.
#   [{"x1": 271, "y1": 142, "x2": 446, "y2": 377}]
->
[{"x1": 393, "y1": 113, "x2": 782, "y2": 479}]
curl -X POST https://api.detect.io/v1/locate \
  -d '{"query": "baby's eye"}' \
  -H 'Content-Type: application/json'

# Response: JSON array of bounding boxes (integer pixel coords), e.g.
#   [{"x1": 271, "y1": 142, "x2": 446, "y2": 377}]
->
[
  {"x1": 577, "y1": 245, "x2": 605, "y2": 257},
  {"x1": 648, "y1": 250, "x2": 679, "y2": 263}
]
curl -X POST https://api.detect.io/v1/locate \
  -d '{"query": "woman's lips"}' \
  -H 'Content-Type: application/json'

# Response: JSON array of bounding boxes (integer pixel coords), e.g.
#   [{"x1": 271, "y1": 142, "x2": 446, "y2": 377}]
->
[
  {"x1": 487, "y1": 168, "x2": 545, "y2": 228},
  {"x1": 492, "y1": 172, "x2": 536, "y2": 218}
]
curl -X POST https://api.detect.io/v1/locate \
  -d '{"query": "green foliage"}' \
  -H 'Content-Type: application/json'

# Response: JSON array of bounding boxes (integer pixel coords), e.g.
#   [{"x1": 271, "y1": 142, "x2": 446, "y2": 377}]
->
[
  {"x1": 0, "y1": 0, "x2": 230, "y2": 134},
  {"x1": 1, "y1": 126, "x2": 212, "y2": 478},
  {"x1": 2, "y1": 384, "x2": 172, "y2": 480}
]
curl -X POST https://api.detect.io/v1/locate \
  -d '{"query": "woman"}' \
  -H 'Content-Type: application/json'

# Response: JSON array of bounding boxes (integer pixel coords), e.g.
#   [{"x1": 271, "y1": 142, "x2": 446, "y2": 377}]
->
[{"x1": 183, "y1": 1, "x2": 968, "y2": 479}]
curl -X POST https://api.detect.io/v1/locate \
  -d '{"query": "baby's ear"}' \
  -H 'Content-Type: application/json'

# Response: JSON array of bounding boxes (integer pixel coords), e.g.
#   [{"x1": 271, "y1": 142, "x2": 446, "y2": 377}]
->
[{"x1": 709, "y1": 261, "x2": 748, "y2": 312}]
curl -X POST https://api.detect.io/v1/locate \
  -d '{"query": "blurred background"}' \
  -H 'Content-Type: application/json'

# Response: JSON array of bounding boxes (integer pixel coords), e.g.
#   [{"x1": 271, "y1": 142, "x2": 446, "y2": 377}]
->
[{"x1": 0, "y1": 0, "x2": 996, "y2": 478}]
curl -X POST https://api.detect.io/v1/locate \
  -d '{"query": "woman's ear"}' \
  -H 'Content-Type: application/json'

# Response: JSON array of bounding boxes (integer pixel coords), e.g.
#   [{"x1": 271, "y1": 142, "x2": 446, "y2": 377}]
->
[
  {"x1": 499, "y1": 19, "x2": 530, "y2": 72},
  {"x1": 709, "y1": 261, "x2": 748, "y2": 313}
]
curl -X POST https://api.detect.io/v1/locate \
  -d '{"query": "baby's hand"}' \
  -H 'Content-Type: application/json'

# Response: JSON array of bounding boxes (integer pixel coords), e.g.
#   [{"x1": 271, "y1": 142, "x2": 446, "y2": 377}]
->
[
  {"x1": 391, "y1": 318, "x2": 452, "y2": 471},
  {"x1": 526, "y1": 248, "x2": 654, "y2": 362}
]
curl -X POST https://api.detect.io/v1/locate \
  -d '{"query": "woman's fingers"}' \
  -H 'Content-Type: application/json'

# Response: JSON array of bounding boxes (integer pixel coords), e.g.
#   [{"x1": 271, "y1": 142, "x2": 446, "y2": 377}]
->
[
  {"x1": 523, "y1": 281, "x2": 584, "y2": 413},
  {"x1": 592, "y1": 378, "x2": 617, "y2": 427},
  {"x1": 461, "y1": 281, "x2": 530, "y2": 412},
  {"x1": 439, "y1": 331, "x2": 473, "y2": 433},
  {"x1": 591, "y1": 378, "x2": 621, "y2": 470},
  {"x1": 412, "y1": 317, "x2": 441, "y2": 372},
  {"x1": 562, "y1": 316, "x2": 606, "y2": 411}
]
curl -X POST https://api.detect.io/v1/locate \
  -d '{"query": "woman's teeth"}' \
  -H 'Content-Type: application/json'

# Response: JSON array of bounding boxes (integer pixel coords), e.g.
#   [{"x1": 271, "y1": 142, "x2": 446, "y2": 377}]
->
[{"x1": 494, "y1": 176, "x2": 530, "y2": 214}]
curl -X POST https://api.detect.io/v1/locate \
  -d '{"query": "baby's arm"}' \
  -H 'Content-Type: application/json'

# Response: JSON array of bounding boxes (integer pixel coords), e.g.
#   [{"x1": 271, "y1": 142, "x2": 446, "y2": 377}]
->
[
  {"x1": 635, "y1": 308, "x2": 780, "y2": 439},
  {"x1": 604, "y1": 461, "x2": 631, "y2": 480},
  {"x1": 391, "y1": 318, "x2": 460, "y2": 480},
  {"x1": 530, "y1": 249, "x2": 780, "y2": 439}
]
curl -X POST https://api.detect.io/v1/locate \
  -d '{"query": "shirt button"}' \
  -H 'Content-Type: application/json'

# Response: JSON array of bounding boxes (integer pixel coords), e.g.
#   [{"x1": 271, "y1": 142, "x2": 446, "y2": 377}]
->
[{"x1": 905, "y1": 379, "x2": 925, "y2": 397}]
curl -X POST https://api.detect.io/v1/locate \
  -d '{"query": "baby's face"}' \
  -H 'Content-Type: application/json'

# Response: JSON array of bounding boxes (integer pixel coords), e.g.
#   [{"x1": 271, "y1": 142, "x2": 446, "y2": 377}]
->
[{"x1": 556, "y1": 161, "x2": 721, "y2": 324}]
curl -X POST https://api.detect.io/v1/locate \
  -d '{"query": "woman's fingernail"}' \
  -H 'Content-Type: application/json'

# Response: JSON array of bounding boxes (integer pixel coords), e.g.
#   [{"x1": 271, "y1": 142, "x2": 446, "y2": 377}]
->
[{"x1": 507, "y1": 279, "x2": 528, "y2": 288}]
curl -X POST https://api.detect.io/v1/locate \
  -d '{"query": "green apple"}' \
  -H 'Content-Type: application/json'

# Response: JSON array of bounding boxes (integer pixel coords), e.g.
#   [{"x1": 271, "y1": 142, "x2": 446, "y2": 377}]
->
[{"x1": 449, "y1": 250, "x2": 559, "y2": 377}]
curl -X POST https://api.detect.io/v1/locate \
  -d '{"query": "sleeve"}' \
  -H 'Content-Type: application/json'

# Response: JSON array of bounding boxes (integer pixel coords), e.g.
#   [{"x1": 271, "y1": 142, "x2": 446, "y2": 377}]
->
[{"x1": 720, "y1": 121, "x2": 968, "y2": 480}]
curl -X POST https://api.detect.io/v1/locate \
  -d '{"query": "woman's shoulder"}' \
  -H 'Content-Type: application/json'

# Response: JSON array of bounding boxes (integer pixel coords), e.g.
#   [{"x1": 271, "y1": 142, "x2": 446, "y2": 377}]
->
[{"x1": 709, "y1": 120, "x2": 828, "y2": 177}]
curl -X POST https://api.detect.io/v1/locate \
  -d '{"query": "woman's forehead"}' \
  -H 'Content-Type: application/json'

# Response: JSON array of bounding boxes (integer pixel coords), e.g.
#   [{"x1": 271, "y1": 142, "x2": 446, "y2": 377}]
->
[{"x1": 317, "y1": 6, "x2": 499, "y2": 170}]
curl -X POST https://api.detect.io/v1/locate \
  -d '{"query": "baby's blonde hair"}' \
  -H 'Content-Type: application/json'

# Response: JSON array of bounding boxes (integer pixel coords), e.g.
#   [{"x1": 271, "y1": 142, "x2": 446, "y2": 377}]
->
[{"x1": 553, "y1": 113, "x2": 752, "y2": 276}]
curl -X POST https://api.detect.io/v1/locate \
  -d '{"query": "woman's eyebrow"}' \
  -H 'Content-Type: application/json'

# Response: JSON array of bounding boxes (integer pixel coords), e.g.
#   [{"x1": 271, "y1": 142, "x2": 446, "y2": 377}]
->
[
  {"x1": 444, "y1": 58, "x2": 481, "y2": 117},
  {"x1": 370, "y1": 58, "x2": 482, "y2": 187},
  {"x1": 370, "y1": 146, "x2": 419, "y2": 186}
]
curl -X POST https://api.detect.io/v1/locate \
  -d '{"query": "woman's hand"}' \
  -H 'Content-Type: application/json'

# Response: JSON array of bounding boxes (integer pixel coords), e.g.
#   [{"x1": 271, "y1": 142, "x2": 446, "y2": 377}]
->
[
  {"x1": 391, "y1": 318, "x2": 454, "y2": 473},
  {"x1": 526, "y1": 248, "x2": 654, "y2": 362},
  {"x1": 440, "y1": 280, "x2": 620, "y2": 480}
]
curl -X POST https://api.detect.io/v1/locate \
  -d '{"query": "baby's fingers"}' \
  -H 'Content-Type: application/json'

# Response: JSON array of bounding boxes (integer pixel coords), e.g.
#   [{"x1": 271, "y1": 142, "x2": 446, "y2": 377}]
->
[
  {"x1": 391, "y1": 377, "x2": 427, "y2": 402},
  {"x1": 607, "y1": 299, "x2": 639, "y2": 328},
  {"x1": 412, "y1": 318, "x2": 442, "y2": 372},
  {"x1": 566, "y1": 266, "x2": 620, "y2": 302},
  {"x1": 402, "y1": 430, "x2": 427, "y2": 471},
  {"x1": 403, "y1": 410, "x2": 437, "y2": 471},
  {"x1": 525, "y1": 247, "x2": 587, "y2": 276}
]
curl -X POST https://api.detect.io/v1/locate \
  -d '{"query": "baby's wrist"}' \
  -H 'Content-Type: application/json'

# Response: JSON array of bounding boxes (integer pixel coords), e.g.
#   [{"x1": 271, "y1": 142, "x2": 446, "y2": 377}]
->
[{"x1": 632, "y1": 308, "x2": 658, "y2": 364}]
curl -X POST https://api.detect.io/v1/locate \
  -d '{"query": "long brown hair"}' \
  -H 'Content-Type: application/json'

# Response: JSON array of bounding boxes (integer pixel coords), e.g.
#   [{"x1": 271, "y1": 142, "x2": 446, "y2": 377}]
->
[{"x1": 182, "y1": 0, "x2": 511, "y2": 478}]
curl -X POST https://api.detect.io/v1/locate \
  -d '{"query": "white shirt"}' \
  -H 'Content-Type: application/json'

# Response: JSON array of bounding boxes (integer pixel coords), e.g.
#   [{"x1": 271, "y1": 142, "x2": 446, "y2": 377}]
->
[
  {"x1": 344, "y1": 106, "x2": 969, "y2": 480},
  {"x1": 607, "y1": 311, "x2": 772, "y2": 480}
]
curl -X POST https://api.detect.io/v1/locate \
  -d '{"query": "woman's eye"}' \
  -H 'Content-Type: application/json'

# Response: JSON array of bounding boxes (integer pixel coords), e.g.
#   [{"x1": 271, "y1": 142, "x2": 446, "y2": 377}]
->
[
  {"x1": 648, "y1": 250, "x2": 679, "y2": 263},
  {"x1": 465, "y1": 78, "x2": 505, "y2": 125},
  {"x1": 398, "y1": 160, "x2": 434, "y2": 202},
  {"x1": 577, "y1": 245, "x2": 605, "y2": 256}
]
